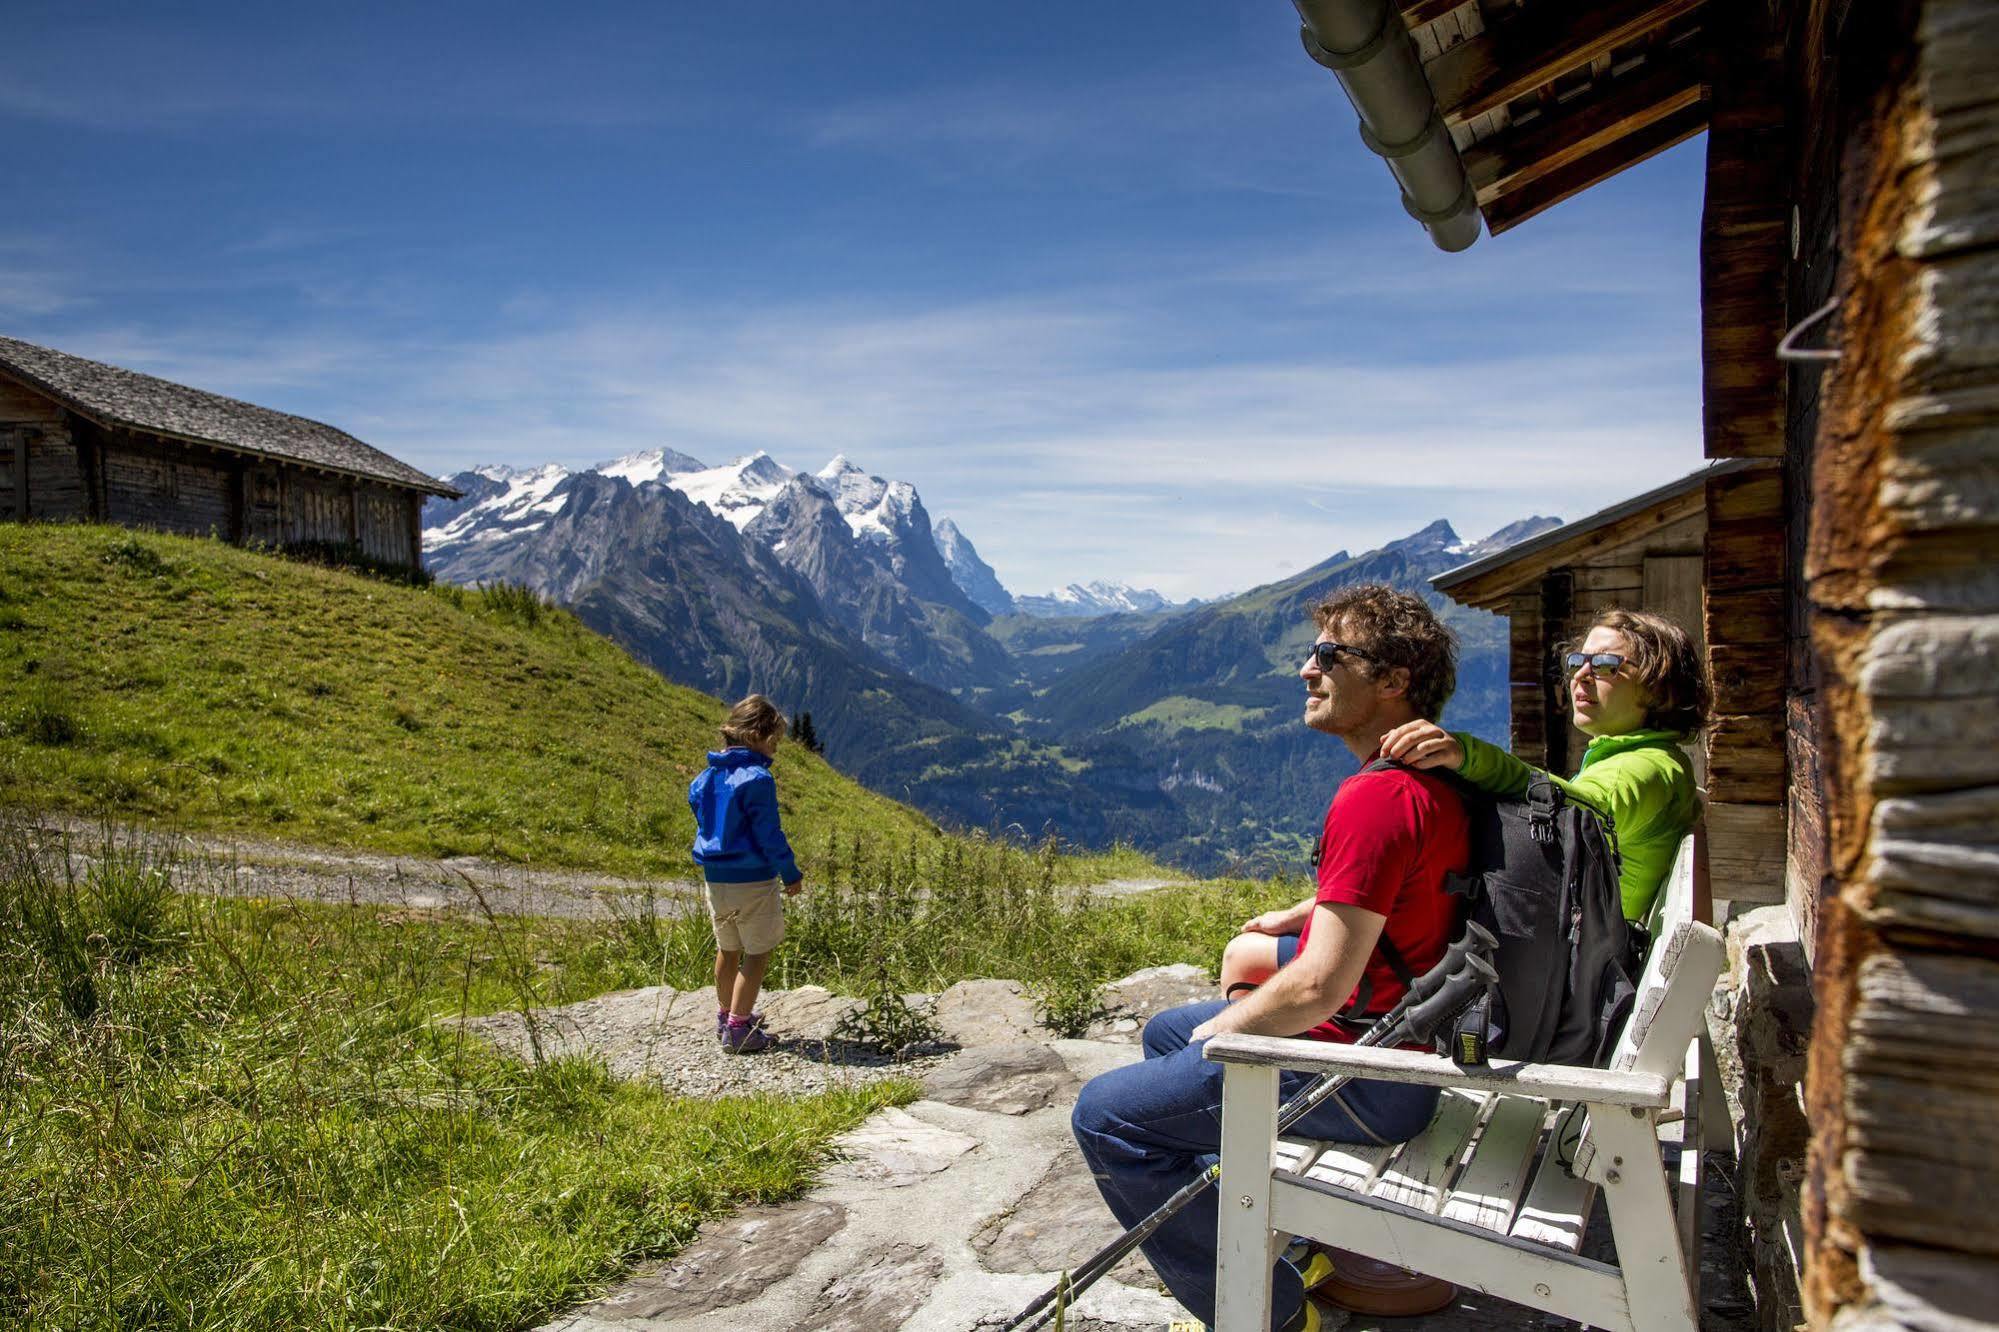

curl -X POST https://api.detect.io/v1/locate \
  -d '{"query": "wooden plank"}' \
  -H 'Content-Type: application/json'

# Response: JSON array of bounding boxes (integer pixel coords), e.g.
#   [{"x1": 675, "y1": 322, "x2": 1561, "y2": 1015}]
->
[
  {"x1": 1704, "y1": 801, "x2": 1787, "y2": 904},
  {"x1": 1510, "y1": 1134, "x2": 1597, "y2": 1252},
  {"x1": 1704, "y1": 523, "x2": 1786, "y2": 594},
  {"x1": 1424, "y1": 0, "x2": 1706, "y2": 126},
  {"x1": 1274, "y1": 1135, "x2": 1324, "y2": 1177},
  {"x1": 1571, "y1": 565, "x2": 1645, "y2": 594},
  {"x1": 1399, "y1": 0, "x2": 1471, "y2": 29},
  {"x1": 1707, "y1": 642, "x2": 1785, "y2": 713},
  {"x1": 1269, "y1": 1178, "x2": 1634, "y2": 1329},
  {"x1": 1674, "y1": 1036, "x2": 1706, "y2": 1302},
  {"x1": 1369, "y1": 1090, "x2": 1485, "y2": 1212},
  {"x1": 1484, "y1": 99, "x2": 1707, "y2": 235},
  {"x1": 1707, "y1": 713, "x2": 1785, "y2": 802},
  {"x1": 1593, "y1": 1106, "x2": 1701, "y2": 1330},
  {"x1": 1644, "y1": 555, "x2": 1705, "y2": 643},
  {"x1": 1440, "y1": 1095, "x2": 1550, "y2": 1233},
  {"x1": 1202, "y1": 1038, "x2": 1675, "y2": 1107},
  {"x1": 1303, "y1": 1141, "x2": 1392, "y2": 1194},
  {"x1": 1463, "y1": 53, "x2": 1706, "y2": 202},
  {"x1": 1215, "y1": 1063, "x2": 1281, "y2": 1332}
]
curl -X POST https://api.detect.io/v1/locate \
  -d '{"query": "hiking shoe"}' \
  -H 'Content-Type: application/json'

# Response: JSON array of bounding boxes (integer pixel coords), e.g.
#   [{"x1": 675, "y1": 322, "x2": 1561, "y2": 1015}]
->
[
  {"x1": 721, "y1": 1018, "x2": 773, "y2": 1054},
  {"x1": 717, "y1": 1010, "x2": 765, "y2": 1041}
]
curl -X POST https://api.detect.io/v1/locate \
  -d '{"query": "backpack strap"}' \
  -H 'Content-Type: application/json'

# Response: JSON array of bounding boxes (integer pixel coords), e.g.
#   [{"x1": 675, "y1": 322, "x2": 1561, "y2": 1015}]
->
[{"x1": 1313, "y1": 758, "x2": 1425, "y2": 1029}]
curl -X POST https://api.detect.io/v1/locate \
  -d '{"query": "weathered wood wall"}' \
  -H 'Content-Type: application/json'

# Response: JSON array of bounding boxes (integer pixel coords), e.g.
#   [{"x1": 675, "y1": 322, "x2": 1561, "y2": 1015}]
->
[
  {"x1": 1800, "y1": 0, "x2": 1999, "y2": 1323},
  {"x1": 0, "y1": 374, "x2": 426, "y2": 569},
  {"x1": 1701, "y1": 0, "x2": 1796, "y2": 925},
  {"x1": 0, "y1": 378, "x2": 85, "y2": 521}
]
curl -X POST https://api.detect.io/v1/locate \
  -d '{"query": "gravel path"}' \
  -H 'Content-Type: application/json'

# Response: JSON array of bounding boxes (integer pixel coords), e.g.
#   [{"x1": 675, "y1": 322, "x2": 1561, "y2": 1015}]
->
[{"x1": 24, "y1": 815, "x2": 1181, "y2": 923}]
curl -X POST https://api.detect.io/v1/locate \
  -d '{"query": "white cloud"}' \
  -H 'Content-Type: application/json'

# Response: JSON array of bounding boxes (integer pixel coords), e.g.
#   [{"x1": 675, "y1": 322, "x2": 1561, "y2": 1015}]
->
[{"x1": 18, "y1": 239, "x2": 1699, "y2": 601}]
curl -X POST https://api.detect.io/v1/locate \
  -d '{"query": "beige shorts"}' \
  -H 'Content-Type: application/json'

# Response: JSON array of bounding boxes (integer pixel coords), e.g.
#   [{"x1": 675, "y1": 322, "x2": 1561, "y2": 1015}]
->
[{"x1": 706, "y1": 879, "x2": 786, "y2": 955}]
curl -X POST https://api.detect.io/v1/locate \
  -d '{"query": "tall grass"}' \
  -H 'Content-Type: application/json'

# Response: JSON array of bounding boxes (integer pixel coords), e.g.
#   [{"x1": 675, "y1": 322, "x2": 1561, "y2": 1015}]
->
[
  {"x1": 599, "y1": 829, "x2": 1299, "y2": 1005},
  {"x1": 0, "y1": 825, "x2": 912, "y2": 1330}
]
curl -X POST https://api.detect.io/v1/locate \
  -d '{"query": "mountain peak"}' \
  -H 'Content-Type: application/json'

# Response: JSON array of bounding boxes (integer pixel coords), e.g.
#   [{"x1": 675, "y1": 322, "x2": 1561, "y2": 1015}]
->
[
  {"x1": 596, "y1": 447, "x2": 708, "y2": 486},
  {"x1": 818, "y1": 454, "x2": 866, "y2": 480}
]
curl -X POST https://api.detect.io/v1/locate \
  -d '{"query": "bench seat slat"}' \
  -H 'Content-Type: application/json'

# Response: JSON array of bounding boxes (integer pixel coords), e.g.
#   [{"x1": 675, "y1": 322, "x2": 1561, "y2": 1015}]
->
[
  {"x1": 1302, "y1": 1141, "x2": 1391, "y2": 1193},
  {"x1": 1440, "y1": 1094, "x2": 1550, "y2": 1233},
  {"x1": 1369, "y1": 1089, "x2": 1485, "y2": 1213},
  {"x1": 1510, "y1": 1135, "x2": 1597, "y2": 1253},
  {"x1": 1273, "y1": 1136, "x2": 1322, "y2": 1177}
]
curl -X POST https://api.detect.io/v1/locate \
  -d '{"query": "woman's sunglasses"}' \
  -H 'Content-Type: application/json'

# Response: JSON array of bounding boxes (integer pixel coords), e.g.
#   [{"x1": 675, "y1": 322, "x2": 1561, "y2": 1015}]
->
[{"x1": 1565, "y1": 651, "x2": 1628, "y2": 680}]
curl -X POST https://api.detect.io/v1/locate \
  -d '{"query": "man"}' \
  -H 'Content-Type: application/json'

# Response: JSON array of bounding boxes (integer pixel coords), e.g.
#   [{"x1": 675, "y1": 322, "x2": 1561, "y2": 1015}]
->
[{"x1": 1071, "y1": 584, "x2": 1470, "y2": 1332}]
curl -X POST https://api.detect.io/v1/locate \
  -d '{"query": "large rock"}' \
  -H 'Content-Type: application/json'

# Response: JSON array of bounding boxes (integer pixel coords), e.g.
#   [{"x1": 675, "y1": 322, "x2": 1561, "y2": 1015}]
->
[
  {"x1": 974, "y1": 1151, "x2": 1162, "y2": 1291},
  {"x1": 762, "y1": 984, "x2": 863, "y2": 1041},
  {"x1": 923, "y1": 1043, "x2": 1080, "y2": 1115},
  {"x1": 828, "y1": 1106, "x2": 980, "y2": 1186},
  {"x1": 578, "y1": 1200, "x2": 846, "y2": 1319},
  {"x1": 933, "y1": 979, "x2": 1044, "y2": 1045},
  {"x1": 1087, "y1": 964, "x2": 1214, "y2": 1042},
  {"x1": 805, "y1": 1243, "x2": 943, "y2": 1332}
]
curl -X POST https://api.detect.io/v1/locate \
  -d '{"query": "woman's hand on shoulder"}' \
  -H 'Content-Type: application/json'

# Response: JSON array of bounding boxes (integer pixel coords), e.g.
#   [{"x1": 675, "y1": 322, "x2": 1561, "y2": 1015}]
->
[{"x1": 1380, "y1": 720, "x2": 1465, "y2": 771}]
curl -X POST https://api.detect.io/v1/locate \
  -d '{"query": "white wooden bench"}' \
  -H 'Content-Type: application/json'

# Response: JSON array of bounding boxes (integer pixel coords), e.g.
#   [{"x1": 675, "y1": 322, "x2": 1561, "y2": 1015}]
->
[{"x1": 1205, "y1": 835, "x2": 1726, "y2": 1332}]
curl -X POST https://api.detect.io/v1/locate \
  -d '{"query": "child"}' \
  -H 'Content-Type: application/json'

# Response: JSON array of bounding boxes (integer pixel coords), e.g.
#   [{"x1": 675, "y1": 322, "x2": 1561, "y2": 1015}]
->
[{"x1": 688, "y1": 695, "x2": 805, "y2": 1054}]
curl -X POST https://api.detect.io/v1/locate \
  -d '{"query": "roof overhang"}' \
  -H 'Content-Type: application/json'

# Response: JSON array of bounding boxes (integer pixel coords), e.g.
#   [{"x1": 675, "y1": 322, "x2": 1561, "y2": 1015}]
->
[
  {"x1": 1432, "y1": 456, "x2": 1771, "y2": 608},
  {"x1": 0, "y1": 362, "x2": 461, "y2": 500},
  {"x1": 1314, "y1": 0, "x2": 1714, "y2": 244}
]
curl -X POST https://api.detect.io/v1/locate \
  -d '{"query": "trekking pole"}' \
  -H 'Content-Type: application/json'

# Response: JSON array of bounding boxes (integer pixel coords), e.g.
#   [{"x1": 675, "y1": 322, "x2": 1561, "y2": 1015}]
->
[{"x1": 995, "y1": 927, "x2": 1497, "y2": 1332}]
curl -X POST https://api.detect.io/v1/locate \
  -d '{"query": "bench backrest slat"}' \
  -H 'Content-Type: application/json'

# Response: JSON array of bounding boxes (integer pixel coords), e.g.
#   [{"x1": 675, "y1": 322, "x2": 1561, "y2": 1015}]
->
[{"x1": 1571, "y1": 835, "x2": 1725, "y2": 1177}]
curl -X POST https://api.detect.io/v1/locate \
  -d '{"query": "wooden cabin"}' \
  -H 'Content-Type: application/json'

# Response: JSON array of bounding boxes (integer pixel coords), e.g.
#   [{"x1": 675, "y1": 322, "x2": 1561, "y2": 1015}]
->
[
  {"x1": 0, "y1": 335, "x2": 457, "y2": 569},
  {"x1": 1433, "y1": 458, "x2": 1793, "y2": 911},
  {"x1": 1287, "y1": 0, "x2": 1997, "y2": 1325}
]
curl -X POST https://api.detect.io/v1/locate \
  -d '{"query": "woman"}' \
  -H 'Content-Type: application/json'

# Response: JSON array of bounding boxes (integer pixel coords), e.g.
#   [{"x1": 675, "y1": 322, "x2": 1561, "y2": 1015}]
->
[{"x1": 1219, "y1": 607, "x2": 1711, "y2": 1001}]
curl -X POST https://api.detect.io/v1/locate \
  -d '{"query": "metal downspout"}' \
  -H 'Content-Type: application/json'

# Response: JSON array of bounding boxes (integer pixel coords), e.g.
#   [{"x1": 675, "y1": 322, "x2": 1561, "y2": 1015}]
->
[{"x1": 1292, "y1": 0, "x2": 1482, "y2": 252}]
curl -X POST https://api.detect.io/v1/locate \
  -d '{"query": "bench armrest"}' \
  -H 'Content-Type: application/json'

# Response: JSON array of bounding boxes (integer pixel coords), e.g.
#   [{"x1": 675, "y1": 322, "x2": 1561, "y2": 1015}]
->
[{"x1": 1203, "y1": 1033, "x2": 1672, "y2": 1108}]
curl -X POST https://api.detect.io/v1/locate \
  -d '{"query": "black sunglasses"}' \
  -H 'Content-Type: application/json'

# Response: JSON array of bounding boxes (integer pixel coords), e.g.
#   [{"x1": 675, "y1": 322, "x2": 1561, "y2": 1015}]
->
[
  {"x1": 1307, "y1": 640, "x2": 1375, "y2": 671},
  {"x1": 1564, "y1": 651, "x2": 1628, "y2": 680}
]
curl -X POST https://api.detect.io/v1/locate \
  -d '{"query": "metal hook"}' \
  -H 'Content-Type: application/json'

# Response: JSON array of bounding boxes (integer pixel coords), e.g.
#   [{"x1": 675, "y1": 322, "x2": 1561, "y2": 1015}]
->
[{"x1": 1777, "y1": 298, "x2": 1842, "y2": 363}]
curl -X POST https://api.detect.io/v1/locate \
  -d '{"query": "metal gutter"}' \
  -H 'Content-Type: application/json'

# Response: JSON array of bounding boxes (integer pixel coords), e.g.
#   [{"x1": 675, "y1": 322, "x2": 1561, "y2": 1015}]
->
[{"x1": 1292, "y1": 0, "x2": 1482, "y2": 252}]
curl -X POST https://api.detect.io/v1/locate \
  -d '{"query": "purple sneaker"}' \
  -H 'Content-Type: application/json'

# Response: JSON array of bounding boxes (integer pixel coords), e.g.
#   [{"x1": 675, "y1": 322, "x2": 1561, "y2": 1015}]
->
[
  {"x1": 722, "y1": 1018, "x2": 773, "y2": 1054},
  {"x1": 717, "y1": 1010, "x2": 765, "y2": 1041}
]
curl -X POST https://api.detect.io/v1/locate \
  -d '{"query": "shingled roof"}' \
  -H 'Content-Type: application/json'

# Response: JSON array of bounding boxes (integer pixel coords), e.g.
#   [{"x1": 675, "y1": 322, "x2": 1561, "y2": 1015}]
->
[{"x1": 0, "y1": 335, "x2": 458, "y2": 497}]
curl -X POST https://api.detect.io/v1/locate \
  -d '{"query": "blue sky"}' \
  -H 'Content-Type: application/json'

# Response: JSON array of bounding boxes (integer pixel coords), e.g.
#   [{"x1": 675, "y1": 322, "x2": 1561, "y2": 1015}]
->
[{"x1": 2, "y1": 2, "x2": 1706, "y2": 600}]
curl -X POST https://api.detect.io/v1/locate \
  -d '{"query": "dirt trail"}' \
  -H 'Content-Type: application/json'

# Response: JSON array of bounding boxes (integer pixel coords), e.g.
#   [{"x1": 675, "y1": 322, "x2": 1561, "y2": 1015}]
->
[{"x1": 26, "y1": 816, "x2": 1182, "y2": 920}]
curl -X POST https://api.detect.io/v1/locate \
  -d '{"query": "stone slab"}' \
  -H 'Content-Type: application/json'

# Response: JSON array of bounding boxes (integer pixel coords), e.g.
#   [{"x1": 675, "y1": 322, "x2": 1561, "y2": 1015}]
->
[
  {"x1": 826, "y1": 1106, "x2": 980, "y2": 1186},
  {"x1": 804, "y1": 1242, "x2": 943, "y2": 1332},
  {"x1": 577, "y1": 1200, "x2": 846, "y2": 1320},
  {"x1": 974, "y1": 1149, "x2": 1162, "y2": 1291},
  {"x1": 924, "y1": 1042, "x2": 1080, "y2": 1116}
]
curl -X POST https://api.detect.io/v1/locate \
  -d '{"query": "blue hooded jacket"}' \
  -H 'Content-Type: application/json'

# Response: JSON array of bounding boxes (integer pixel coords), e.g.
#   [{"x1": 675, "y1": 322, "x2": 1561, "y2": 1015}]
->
[{"x1": 688, "y1": 748, "x2": 801, "y2": 884}]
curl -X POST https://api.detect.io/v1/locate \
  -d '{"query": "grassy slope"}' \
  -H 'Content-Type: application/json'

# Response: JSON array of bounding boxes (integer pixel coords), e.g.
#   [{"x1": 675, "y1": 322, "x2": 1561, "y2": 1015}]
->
[
  {"x1": 0, "y1": 524, "x2": 961, "y2": 876},
  {"x1": 0, "y1": 834, "x2": 915, "y2": 1330}
]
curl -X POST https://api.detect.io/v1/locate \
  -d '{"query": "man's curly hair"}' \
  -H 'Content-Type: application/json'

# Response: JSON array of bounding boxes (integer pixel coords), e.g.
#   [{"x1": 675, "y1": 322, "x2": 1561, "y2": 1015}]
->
[{"x1": 1313, "y1": 584, "x2": 1458, "y2": 722}]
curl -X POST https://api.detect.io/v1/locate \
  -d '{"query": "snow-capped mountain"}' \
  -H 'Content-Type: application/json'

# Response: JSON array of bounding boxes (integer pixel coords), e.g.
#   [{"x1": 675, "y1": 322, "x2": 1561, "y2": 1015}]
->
[
  {"x1": 1015, "y1": 580, "x2": 1187, "y2": 619},
  {"x1": 424, "y1": 447, "x2": 1009, "y2": 692},
  {"x1": 932, "y1": 517, "x2": 1015, "y2": 618},
  {"x1": 1447, "y1": 515, "x2": 1565, "y2": 561},
  {"x1": 595, "y1": 447, "x2": 707, "y2": 487}
]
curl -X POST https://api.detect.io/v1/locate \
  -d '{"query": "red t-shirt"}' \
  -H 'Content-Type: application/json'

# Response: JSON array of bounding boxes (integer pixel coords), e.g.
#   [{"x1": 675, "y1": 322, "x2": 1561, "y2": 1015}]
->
[{"x1": 1294, "y1": 762, "x2": 1470, "y2": 1044}]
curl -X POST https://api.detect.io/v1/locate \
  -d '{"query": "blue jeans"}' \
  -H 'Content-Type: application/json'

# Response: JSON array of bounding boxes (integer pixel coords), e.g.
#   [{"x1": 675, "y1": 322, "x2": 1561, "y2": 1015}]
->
[{"x1": 1071, "y1": 1000, "x2": 1441, "y2": 1329}]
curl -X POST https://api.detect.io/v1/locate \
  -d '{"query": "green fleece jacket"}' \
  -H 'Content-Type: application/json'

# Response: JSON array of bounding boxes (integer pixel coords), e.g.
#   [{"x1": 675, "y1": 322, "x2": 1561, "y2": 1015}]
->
[{"x1": 1452, "y1": 728, "x2": 1700, "y2": 922}]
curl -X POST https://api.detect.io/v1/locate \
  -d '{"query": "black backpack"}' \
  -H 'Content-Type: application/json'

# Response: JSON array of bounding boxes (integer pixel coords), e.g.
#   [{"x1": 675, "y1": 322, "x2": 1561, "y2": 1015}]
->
[{"x1": 1439, "y1": 769, "x2": 1643, "y2": 1067}]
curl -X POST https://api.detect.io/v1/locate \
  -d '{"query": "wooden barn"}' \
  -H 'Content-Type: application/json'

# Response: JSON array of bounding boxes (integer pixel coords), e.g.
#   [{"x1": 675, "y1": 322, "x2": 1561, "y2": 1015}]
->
[
  {"x1": 1287, "y1": 0, "x2": 1997, "y2": 1325},
  {"x1": 0, "y1": 335, "x2": 457, "y2": 570}
]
